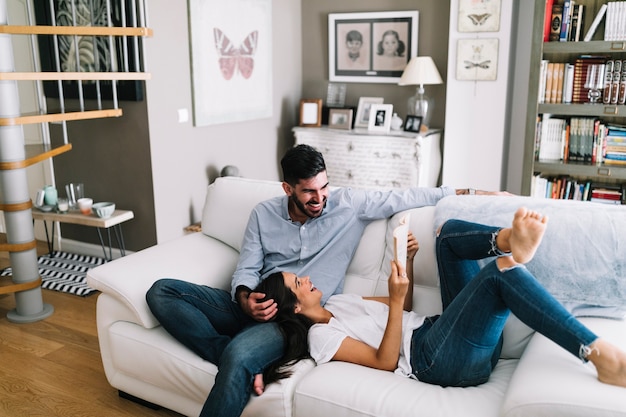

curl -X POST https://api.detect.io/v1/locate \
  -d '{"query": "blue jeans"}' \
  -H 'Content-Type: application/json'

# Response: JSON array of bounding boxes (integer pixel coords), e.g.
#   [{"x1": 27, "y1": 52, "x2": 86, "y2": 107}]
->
[
  {"x1": 409, "y1": 219, "x2": 598, "y2": 387},
  {"x1": 146, "y1": 279, "x2": 285, "y2": 417}
]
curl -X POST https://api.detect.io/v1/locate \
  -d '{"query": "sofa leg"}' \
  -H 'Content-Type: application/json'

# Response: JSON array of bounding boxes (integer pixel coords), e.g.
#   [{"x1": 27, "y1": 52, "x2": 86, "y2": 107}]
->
[{"x1": 118, "y1": 390, "x2": 161, "y2": 410}]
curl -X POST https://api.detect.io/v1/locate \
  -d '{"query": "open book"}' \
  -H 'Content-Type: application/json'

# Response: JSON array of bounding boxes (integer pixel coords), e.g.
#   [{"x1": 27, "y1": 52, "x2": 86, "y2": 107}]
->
[{"x1": 392, "y1": 214, "x2": 410, "y2": 271}]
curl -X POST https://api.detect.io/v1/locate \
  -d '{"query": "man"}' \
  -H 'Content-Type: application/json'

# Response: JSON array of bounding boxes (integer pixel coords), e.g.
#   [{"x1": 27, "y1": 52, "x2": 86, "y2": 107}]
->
[{"x1": 146, "y1": 144, "x2": 508, "y2": 417}]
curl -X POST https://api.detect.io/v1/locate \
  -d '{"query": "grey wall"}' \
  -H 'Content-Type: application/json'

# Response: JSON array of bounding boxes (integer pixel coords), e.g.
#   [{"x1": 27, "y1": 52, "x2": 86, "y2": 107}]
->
[{"x1": 301, "y1": 0, "x2": 450, "y2": 130}]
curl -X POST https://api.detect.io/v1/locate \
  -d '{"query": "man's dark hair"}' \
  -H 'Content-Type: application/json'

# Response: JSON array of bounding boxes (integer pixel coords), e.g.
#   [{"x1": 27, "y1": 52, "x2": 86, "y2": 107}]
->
[{"x1": 280, "y1": 144, "x2": 326, "y2": 186}]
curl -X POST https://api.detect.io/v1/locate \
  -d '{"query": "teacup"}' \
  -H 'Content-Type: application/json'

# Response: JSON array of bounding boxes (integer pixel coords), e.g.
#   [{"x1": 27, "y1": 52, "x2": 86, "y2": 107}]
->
[{"x1": 77, "y1": 198, "x2": 93, "y2": 215}]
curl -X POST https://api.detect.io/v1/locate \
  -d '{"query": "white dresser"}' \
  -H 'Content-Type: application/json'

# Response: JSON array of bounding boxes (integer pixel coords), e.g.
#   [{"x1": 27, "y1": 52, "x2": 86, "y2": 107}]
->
[{"x1": 292, "y1": 127, "x2": 442, "y2": 189}]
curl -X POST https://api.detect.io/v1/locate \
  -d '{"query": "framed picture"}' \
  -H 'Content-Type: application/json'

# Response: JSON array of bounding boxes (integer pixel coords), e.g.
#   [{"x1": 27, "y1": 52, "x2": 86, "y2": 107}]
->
[
  {"x1": 329, "y1": 10, "x2": 419, "y2": 84},
  {"x1": 328, "y1": 108, "x2": 353, "y2": 130},
  {"x1": 299, "y1": 99, "x2": 323, "y2": 127},
  {"x1": 403, "y1": 115, "x2": 423, "y2": 133},
  {"x1": 188, "y1": 0, "x2": 272, "y2": 126},
  {"x1": 367, "y1": 104, "x2": 393, "y2": 133},
  {"x1": 456, "y1": 38, "x2": 499, "y2": 81},
  {"x1": 354, "y1": 97, "x2": 384, "y2": 128},
  {"x1": 33, "y1": 0, "x2": 144, "y2": 101},
  {"x1": 458, "y1": 0, "x2": 501, "y2": 33}
]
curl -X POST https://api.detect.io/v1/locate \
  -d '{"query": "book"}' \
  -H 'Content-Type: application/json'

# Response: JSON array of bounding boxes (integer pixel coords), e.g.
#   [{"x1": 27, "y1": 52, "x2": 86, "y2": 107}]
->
[
  {"x1": 544, "y1": 0, "x2": 556, "y2": 42},
  {"x1": 550, "y1": 3, "x2": 564, "y2": 41},
  {"x1": 611, "y1": 60, "x2": 622, "y2": 104},
  {"x1": 620, "y1": 60, "x2": 626, "y2": 104},
  {"x1": 583, "y1": 3, "x2": 607, "y2": 41},
  {"x1": 539, "y1": 60, "x2": 549, "y2": 103},
  {"x1": 545, "y1": 62, "x2": 555, "y2": 103},
  {"x1": 392, "y1": 214, "x2": 410, "y2": 271},
  {"x1": 563, "y1": 63, "x2": 575, "y2": 103},
  {"x1": 603, "y1": 60, "x2": 614, "y2": 104},
  {"x1": 559, "y1": 0, "x2": 573, "y2": 41},
  {"x1": 569, "y1": 3, "x2": 585, "y2": 41},
  {"x1": 555, "y1": 63, "x2": 565, "y2": 102}
]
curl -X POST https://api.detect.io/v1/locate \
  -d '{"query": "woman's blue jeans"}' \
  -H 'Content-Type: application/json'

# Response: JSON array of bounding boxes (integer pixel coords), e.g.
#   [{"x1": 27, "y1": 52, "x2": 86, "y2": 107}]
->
[
  {"x1": 146, "y1": 279, "x2": 285, "y2": 417},
  {"x1": 410, "y1": 219, "x2": 598, "y2": 387}
]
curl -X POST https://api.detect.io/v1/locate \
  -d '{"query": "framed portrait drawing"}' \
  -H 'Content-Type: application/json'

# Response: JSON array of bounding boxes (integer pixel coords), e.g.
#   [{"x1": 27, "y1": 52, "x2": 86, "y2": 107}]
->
[
  {"x1": 458, "y1": 0, "x2": 501, "y2": 33},
  {"x1": 456, "y1": 38, "x2": 499, "y2": 81},
  {"x1": 403, "y1": 115, "x2": 422, "y2": 133},
  {"x1": 354, "y1": 97, "x2": 384, "y2": 128},
  {"x1": 299, "y1": 99, "x2": 322, "y2": 127},
  {"x1": 33, "y1": 0, "x2": 145, "y2": 101},
  {"x1": 188, "y1": 0, "x2": 272, "y2": 126},
  {"x1": 329, "y1": 11, "x2": 419, "y2": 84},
  {"x1": 367, "y1": 104, "x2": 393, "y2": 133},
  {"x1": 328, "y1": 108, "x2": 353, "y2": 130}
]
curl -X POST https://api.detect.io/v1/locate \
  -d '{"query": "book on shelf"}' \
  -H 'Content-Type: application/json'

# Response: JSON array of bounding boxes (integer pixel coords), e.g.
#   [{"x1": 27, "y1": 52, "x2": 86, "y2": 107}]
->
[
  {"x1": 583, "y1": 3, "x2": 607, "y2": 41},
  {"x1": 559, "y1": 0, "x2": 573, "y2": 41},
  {"x1": 545, "y1": 62, "x2": 555, "y2": 103},
  {"x1": 604, "y1": 1, "x2": 626, "y2": 41},
  {"x1": 550, "y1": 3, "x2": 564, "y2": 41},
  {"x1": 603, "y1": 60, "x2": 614, "y2": 104},
  {"x1": 563, "y1": 63, "x2": 575, "y2": 103},
  {"x1": 620, "y1": 60, "x2": 626, "y2": 104},
  {"x1": 539, "y1": 60, "x2": 549, "y2": 103},
  {"x1": 611, "y1": 60, "x2": 622, "y2": 104},
  {"x1": 544, "y1": 0, "x2": 556, "y2": 42},
  {"x1": 569, "y1": 3, "x2": 585, "y2": 41},
  {"x1": 571, "y1": 55, "x2": 610, "y2": 103}
]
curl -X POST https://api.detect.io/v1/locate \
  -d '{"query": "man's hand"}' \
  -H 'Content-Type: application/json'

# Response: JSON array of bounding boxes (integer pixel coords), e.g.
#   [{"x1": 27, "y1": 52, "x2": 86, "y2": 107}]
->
[{"x1": 240, "y1": 291, "x2": 278, "y2": 322}]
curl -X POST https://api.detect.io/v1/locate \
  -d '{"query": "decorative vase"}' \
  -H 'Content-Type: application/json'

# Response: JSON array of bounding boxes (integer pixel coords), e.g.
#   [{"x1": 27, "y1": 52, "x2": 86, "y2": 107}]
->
[
  {"x1": 43, "y1": 185, "x2": 57, "y2": 206},
  {"x1": 390, "y1": 113, "x2": 403, "y2": 131}
]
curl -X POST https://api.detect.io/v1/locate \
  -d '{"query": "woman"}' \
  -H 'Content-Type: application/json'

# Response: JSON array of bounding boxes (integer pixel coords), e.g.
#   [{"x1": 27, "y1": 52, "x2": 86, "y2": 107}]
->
[{"x1": 254, "y1": 207, "x2": 626, "y2": 389}]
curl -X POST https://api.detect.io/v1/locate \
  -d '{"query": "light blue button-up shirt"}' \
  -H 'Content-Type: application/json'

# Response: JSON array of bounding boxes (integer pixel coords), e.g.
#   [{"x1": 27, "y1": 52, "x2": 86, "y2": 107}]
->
[{"x1": 232, "y1": 186, "x2": 454, "y2": 304}]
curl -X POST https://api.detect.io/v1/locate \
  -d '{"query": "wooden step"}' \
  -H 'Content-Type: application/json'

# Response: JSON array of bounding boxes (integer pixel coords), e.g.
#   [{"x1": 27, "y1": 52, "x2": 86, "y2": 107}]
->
[
  {"x1": 0, "y1": 109, "x2": 123, "y2": 127},
  {"x1": 0, "y1": 25, "x2": 152, "y2": 37},
  {"x1": 0, "y1": 276, "x2": 43, "y2": 295},
  {"x1": 0, "y1": 144, "x2": 73, "y2": 170}
]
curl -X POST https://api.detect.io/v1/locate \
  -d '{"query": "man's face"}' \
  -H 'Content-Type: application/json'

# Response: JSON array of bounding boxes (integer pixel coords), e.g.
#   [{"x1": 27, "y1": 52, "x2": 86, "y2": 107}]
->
[{"x1": 284, "y1": 171, "x2": 329, "y2": 219}]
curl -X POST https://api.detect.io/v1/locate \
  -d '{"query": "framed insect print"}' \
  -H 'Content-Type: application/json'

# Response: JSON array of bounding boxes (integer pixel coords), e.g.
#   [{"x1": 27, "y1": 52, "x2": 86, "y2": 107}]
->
[
  {"x1": 188, "y1": 0, "x2": 272, "y2": 126},
  {"x1": 456, "y1": 38, "x2": 499, "y2": 81},
  {"x1": 458, "y1": 0, "x2": 501, "y2": 33}
]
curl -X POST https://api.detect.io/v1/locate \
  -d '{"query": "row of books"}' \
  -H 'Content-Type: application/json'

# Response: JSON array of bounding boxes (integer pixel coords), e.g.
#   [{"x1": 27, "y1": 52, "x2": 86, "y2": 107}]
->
[
  {"x1": 535, "y1": 116, "x2": 626, "y2": 165},
  {"x1": 545, "y1": 1, "x2": 626, "y2": 42},
  {"x1": 531, "y1": 175, "x2": 625, "y2": 205},
  {"x1": 545, "y1": 0, "x2": 586, "y2": 42},
  {"x1": 538, "y1": 57, "x2": 626, "y2": 104}
]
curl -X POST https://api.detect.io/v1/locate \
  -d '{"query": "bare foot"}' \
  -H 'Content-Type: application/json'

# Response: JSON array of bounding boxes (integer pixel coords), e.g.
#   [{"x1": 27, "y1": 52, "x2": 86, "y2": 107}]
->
[
  {"x1": 509, "y1": 207, "x2": 548, "y2": 264},
  {"x1": 253, "y1": 373, "x2": 265, "y2": 396},
  {"x1": 586, "y1": 339, "x2": 626, "y2": 388}
]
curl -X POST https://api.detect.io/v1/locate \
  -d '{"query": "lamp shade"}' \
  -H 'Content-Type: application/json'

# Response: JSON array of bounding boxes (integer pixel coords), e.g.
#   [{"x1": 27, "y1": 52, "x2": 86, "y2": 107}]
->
[{"x1": 398, "y1": 56, "x2": 443, "y2": 86}]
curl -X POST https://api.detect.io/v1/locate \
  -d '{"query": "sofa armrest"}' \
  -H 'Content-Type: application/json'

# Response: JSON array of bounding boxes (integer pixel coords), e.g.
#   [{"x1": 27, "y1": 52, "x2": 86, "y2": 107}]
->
[{"x1": 87, "y1": 233, "x2": 239, "y2": 329}]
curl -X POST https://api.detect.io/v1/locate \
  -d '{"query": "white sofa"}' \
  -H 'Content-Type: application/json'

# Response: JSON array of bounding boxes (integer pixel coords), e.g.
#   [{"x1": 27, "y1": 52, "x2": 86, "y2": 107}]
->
[{"x1": 87, "y1": 176, "x2": 626, "y2": 417}]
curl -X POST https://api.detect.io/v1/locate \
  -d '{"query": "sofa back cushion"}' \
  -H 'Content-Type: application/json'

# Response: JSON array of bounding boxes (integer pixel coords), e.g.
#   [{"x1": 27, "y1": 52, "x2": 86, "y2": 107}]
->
[{"x1": 202, "y1": 176, "x2": 285, "y2": 251}]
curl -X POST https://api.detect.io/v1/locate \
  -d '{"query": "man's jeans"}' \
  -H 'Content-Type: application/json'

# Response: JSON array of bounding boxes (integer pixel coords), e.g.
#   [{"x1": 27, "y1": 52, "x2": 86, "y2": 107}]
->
[
  {"x1": 146, "y1": 279, "x2": 284, "y2": 417},
  {"x1": 410, "y1": 219, "x2": 597, "y2": 387}
]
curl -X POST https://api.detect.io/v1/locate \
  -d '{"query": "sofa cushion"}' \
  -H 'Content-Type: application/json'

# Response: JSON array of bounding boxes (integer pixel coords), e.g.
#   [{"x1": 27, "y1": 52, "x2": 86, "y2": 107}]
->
[
  {"x1": 501, "y1": 317, "x2": 626, "y2": 417},
  {"x1": 202, "y1": 176, "x2": 285, "y2": 251},
  {"x1": 434, "y1": 195, "x2": 626, "y2": 317},
  {"x1": 294, "y1": 359, "x2": 518, "y2": 417}
]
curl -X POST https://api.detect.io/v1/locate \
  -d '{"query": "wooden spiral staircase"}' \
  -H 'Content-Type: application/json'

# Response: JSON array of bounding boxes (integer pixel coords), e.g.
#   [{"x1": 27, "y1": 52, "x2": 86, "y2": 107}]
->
[{"x1": 0, "y1": 0, "x2": 151, "y2": 322}]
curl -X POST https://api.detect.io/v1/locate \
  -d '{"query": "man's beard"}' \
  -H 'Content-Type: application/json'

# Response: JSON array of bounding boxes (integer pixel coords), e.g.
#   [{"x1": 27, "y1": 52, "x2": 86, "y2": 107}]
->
[{"x1": 291, "y1": 194, "x2": 326, "y2": 219}]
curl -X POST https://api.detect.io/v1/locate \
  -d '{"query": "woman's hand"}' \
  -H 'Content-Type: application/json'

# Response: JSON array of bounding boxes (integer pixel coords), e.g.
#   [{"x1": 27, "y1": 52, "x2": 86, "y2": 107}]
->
[{"x1": 388, "y1": 260, "x2": 409, "y2": 306}]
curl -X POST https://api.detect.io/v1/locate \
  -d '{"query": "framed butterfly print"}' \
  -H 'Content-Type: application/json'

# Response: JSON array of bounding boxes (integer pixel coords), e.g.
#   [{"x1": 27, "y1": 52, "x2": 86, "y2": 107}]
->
[
  {"x1": 328, "y1": 11, "x2": 419, "y2": 84},
  {"x1": 456, "y1": 38, "x2": 499, "y2": 81},
  {"x1": 457, "y1": 0, "x2": 501, "y2": 33},
  {"x1": 188, "y1": 0, "x2": 272, "y2": 126}
]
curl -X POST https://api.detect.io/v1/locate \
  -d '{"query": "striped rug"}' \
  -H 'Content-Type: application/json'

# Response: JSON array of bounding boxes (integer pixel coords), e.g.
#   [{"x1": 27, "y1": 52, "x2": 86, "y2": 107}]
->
[{"x1": 0, "y1": 251, "x2": 106, "y2": 296}]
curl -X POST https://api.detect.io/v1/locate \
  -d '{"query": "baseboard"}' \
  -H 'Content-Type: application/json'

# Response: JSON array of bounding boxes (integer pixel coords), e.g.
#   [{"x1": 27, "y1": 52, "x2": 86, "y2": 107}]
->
[{"x1": 59, "y1": 238, "x2": 134, "y2": 260}]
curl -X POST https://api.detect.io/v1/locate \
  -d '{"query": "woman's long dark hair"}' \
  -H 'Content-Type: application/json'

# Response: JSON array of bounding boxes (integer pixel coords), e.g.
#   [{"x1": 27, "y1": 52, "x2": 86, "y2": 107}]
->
[{"x1": 254, "y1": 272, "x2": 313, "y2": 385}]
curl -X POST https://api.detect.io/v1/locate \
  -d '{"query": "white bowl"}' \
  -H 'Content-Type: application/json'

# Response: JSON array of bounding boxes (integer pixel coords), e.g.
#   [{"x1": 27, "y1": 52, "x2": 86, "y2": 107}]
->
[{"x1": 92, "y1": 202, "x2": 115, "y2": 218}]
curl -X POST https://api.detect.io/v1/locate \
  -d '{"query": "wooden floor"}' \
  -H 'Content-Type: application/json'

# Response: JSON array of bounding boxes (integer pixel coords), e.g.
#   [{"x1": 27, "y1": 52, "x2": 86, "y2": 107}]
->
[{"x1": 0, "y1": 238, "x2": 183, "y2": 417}]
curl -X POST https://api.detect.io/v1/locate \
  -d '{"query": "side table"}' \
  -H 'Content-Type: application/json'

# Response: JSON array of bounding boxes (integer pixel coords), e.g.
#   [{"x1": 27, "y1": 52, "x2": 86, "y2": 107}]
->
[{"x1": 32, "y1": 209, "x2": 134, "y2": 261}]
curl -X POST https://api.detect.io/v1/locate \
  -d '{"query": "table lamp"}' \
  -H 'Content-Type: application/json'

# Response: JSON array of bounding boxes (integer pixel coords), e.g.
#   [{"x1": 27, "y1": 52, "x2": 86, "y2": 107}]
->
[{"x1": 398, "y1": 56, "x2": 443, "y2": 129}]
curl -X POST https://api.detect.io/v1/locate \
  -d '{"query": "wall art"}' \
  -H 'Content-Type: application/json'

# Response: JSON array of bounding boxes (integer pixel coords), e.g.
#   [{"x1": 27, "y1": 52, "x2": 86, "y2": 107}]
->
[
  {"x1": 328, "y1": 10, "x2": 418, "y2": 84},
  {"x1": 456, "y1": 38, "x2": 499, "y2": 81},
  {"x1": 458, "y1": 0, "x2": 501, "y2": 33},
  {"x1": 188, "y1": 0, "x2": 272, "y2": 126}
]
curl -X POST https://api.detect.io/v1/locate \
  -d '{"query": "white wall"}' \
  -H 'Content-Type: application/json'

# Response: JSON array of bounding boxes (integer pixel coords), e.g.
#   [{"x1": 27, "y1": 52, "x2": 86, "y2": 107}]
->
[
  {"x1": 143, "y1": 1, "x2": 302, "y2": 243},
  {"x1": 442, "y1": 0, "x2": 515, "y2": 192}
]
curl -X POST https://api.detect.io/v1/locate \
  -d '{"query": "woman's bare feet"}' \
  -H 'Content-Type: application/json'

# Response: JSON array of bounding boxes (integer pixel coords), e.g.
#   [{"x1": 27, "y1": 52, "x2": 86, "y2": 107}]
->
[
  {"x1": 586, "y1": 339, "x2": 626, "y2": 388},
  {"x1": 509, "y1": 207, "x2": 548, "y2": 264},
  {"x1": 253, "y1": 373, "x2": 265, "y2": 396}
]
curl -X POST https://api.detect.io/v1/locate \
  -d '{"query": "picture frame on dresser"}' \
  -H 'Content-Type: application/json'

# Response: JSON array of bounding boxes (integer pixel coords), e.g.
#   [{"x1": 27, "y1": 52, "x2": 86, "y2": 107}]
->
[
  {"x1": 299, "y1": 99, "x2": 323, "y2": 127},
  {"x1": 355, "y1": 97, "x2": 384, "y2": 128},
  {"x1": 404, "y1": 115, "x2": 423, "y2": 133},
  {"x1": 328, "y1": 10, "x2": 419, "y2": 84},
  {"x1": 368, "y1": 104, "x2": 393, "y2": 133},
  {"x1": 328, "y1": 108, "x2": 353, "y2": 130}
]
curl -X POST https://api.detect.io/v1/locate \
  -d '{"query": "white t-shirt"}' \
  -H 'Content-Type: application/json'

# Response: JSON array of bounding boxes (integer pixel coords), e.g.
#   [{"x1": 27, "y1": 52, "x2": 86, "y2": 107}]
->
[{"x1": 307, "y1": 293, "x2": 426, "y2": 378}]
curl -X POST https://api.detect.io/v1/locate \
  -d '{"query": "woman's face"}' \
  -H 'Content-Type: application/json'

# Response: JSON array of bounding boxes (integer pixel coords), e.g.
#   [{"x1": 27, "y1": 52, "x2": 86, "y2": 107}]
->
[
  {"x1": 282, "y1": 272, "x2": 321, "y2": 312},
  {"x1": 382, "y1": 33, "x2": 398, "y2": 56}
]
